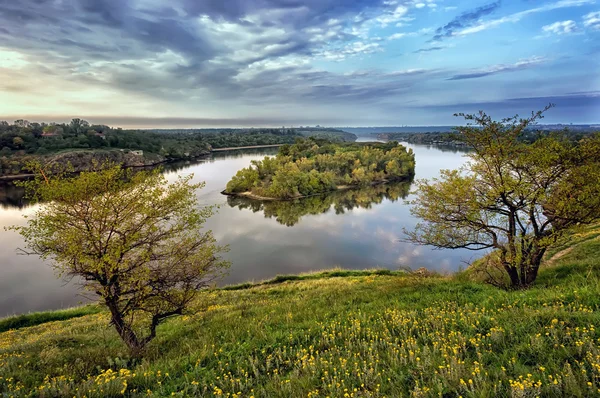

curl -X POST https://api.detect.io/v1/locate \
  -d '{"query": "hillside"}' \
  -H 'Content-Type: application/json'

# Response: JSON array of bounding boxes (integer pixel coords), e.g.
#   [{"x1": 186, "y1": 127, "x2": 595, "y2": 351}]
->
[{"x1": 1, "y1": 230, "x2": 600, "y2": 397}]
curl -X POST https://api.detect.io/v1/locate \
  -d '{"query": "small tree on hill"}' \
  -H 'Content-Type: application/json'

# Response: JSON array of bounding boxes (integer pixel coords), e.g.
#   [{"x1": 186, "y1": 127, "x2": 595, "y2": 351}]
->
[
  {"x1": 12, "y1": 165, "x2": 229, "y2": 356},
  {"x1": 406, "y1": 106, "x2": 600, "y2": 289}
]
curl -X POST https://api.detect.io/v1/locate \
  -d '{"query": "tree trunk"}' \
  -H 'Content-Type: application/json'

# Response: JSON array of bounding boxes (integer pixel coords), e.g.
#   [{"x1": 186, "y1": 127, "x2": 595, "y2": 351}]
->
[
  {"x1": 105, "y1": 297, "x2": 146, "y2": 357},
  {"x1": 505, "y1": 264, "x2": 520, "y2": 288},
  {"x1": 524, "y1": 248, "x2": 546, "y2": 285}
]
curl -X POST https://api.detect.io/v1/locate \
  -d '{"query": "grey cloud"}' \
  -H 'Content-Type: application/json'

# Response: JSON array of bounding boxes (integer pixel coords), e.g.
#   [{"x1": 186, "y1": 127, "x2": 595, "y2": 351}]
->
[
  {"x1": 431, "y1": 1, "x2": 501, "y2": 41},
  {"x1": 413, "y1": 46, "x2": 445, "y2": 53},
  {"x1": 413, "y1": 93, "x2": 600, "y2": 122},
  {"x1": 446, "y1": 57, "x2": 546, "y2": 80}
]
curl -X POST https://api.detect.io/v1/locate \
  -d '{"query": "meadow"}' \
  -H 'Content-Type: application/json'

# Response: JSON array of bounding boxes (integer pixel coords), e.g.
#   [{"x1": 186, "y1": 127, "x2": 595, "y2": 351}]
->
[{"x1": 1, "y1": 233, "x2": 600, "y2": 397}]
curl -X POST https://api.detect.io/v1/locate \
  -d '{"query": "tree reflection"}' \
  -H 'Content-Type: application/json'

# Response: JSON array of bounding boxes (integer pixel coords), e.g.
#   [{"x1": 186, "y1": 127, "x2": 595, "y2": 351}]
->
[
  {"x1": 0, "y1": 183, "x2": 27, "y2": 209},
  {"x1": 227, "y1": 180, "x2": 413, "y2": 226}
]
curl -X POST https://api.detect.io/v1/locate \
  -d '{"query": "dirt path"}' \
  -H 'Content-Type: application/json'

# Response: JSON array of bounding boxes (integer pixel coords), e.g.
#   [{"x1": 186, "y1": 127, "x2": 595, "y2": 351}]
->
[
  {"x1": 545, "y1": 234, "x2": 600, "y2": 267},
  {"x1": 545, "y1": 247, "x2": 575, "y2": 266}
]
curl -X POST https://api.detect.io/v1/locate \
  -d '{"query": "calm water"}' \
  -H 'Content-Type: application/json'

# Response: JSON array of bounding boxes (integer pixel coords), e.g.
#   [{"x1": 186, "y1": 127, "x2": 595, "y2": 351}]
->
[{"x1": 0, "y1": 142, "x2": 477, "y2": 316}]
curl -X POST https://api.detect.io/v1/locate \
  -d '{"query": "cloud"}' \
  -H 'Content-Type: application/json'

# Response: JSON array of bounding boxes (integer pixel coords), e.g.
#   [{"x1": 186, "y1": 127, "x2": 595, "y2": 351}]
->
[
  {"x1": 389, "y1": 32, "x2": 409, "y2": 39},
  {"x1": 431, "y1": 1, "x2": 501, "y2": 41},
  {"x1": 447, "y1": 56, "x2": 547, "y2": 80},
  {"x1": 0, "y1": 0, "x2": 596, "y2": 126},
  {"x1": 413, "y1": 93, "x2": 600, "y2": 122},
  {"x1": 583, "y1": 11, "x2": 600, "y2": 29},
  {"x1": 375, "y1": 5, "x2": 410, "y2": 27},
  {"x1": 0, "y1": 0, "x2": 408, "y2": 106},
  {"x1": 453, "y1": 0, "x2": 595, "y2": 37},
  {"x1": 542, "y1": 20, "x2": 577, "y2": 35},
  {"x1": 413, "y1": 46, "x2": 445, "y2": 53}
]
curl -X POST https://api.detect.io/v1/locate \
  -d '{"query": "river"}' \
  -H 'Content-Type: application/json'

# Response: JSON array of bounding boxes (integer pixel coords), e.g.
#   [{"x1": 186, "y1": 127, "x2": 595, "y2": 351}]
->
[{"x1": 0, "y1": 141, "x2": 477, "y2": 316}]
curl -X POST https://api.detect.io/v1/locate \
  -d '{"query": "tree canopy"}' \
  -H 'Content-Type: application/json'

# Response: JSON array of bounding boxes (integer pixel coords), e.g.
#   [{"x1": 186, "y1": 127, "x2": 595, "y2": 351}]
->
[
  {"x1": 11, "y1": 165, "x2": 229, "y2": 355},
  {"x1": 407, "y1": 107, "x2": 600, "y2": 288}
]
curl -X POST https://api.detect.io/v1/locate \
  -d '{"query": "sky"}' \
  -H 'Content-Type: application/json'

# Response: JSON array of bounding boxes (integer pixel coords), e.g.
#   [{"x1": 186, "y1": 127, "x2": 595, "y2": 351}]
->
[{"x1": 0, "y1": 0, "x2": 599, "y2": 127}]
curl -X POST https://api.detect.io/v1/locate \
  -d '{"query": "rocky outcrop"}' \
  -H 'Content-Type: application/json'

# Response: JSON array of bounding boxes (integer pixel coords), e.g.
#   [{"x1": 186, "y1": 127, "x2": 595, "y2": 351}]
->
[{"x1": 45, "y1": 150, "x2": 167, "y2": 172}]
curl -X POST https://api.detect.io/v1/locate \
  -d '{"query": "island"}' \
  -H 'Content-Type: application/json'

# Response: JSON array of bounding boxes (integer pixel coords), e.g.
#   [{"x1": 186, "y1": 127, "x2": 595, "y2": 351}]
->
[{"x1": 222, "y1": 138, "x2": 415, "y2": 200}]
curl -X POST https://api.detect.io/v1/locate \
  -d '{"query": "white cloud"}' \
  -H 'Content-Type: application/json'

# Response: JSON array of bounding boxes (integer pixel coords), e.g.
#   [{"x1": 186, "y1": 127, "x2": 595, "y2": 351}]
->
[
  {"x1": 388, "y1": 32, "x2": 408, "y2": 39},
  {"x1": 583, "y1": 11, "x2": 600, "y2": 29},
  {"x1": 542, "y1": 20, "x2": 577, "y2": 34},
  {"x1": 375, "y1": 5, "x2": 409, "y2": 26},
  {"x1": 455, "y1": 0, "x2": 594, "y2": 37},
  {"x1": 415, "y1": 3, "x2": 426, "y2": 8},
  {"x1": 319, "y1": 41, "x2": 382, "y2": 61}
]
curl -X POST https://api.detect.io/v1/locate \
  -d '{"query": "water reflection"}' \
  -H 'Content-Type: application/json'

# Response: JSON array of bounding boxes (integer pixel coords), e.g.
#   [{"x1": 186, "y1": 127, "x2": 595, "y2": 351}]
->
[
  {"x1": 226, "y1": 181, "x2": 412, "y2": 227},
  {"x1": 0, "y1": 144, "x2": 479, "y2": 316},
  {"x1": 0, "y1": 183, "x2": 27, "y2": 209}
]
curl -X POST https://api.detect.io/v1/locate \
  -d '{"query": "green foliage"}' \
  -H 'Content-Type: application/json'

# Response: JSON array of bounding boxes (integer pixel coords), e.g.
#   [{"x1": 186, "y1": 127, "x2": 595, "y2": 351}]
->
[
  {"x1": 1, "y1": 237, "x2": 600, "y2": 397},
  {"x1": 408, "y1": 107, "x2": 600, "y2": 288},
  {"x1": 225, "y1": 167, "x2": 260, "y2": 193},
  {"x1": 224, "y1": 138, "x2": 415, "y2": 199},
  {"x1": 10, "y1": 165, "x2": 230, "y2": 355}
]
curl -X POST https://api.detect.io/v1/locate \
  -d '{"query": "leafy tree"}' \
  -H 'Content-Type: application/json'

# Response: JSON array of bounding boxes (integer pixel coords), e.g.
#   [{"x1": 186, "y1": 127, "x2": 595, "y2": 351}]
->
[
  {"x1": 69, "y1": 118, "x2": 90, "y2": 134},
  {"x1": 407, "y1": 107, "x2": 600, "y2": 289},
  {"x1": 11, "y1": 165, "x2": 229, "y2": 356}
]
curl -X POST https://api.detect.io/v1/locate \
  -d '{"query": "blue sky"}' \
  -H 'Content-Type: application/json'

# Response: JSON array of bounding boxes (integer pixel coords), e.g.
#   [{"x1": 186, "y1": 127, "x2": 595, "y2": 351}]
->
[{"x1": 0, "y1": 0, "x2": 598, "y2": 127}]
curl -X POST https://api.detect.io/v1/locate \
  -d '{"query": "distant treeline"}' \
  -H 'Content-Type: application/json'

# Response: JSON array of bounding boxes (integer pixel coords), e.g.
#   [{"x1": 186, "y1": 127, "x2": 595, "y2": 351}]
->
[
  {"x1": 342, "y1": 124, "x2": 600, "y2": 136},
  {"x1": 377, "y1": 128, "x2": 600, "y2": 147},
  {"x1": 0, "y1": 120, "x2": 356, "y2": 157},
  {"x1": 148, "y1": 128, "x2": 357, "y2": 148}
]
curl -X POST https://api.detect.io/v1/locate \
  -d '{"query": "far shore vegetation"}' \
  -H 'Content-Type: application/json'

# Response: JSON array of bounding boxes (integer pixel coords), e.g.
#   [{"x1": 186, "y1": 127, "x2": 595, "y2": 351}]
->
[
  {"x1": 223, "y1": 139, "x2": 415, "y2": 200},
  {"x1": 0, "y1": 119, "x2": 356, "y2": 178}
]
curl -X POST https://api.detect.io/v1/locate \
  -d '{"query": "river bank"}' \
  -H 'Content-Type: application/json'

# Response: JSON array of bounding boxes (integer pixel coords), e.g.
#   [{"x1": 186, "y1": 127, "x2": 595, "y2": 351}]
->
[{"x1": 0, "y1": 144, "x2": 292, "y2": 181}]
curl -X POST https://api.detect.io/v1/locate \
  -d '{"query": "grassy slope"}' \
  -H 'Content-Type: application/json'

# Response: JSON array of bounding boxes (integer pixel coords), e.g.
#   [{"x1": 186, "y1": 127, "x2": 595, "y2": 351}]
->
[{"x1": 1, "y1": 238, "x2": 600, "y2": 397}]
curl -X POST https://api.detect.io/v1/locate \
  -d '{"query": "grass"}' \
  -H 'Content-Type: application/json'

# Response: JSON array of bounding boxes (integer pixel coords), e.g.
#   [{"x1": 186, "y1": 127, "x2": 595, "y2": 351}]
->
[
  {"x1": 1, "y1": 239, "x2": 600, "y2": 397},
  {"x1": 0, "y1": 305, "x2": 101, "y2": 334}
]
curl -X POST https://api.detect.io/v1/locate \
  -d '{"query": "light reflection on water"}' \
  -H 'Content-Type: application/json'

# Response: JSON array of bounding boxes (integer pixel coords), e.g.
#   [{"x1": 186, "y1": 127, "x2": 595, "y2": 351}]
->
[{"x1": 0, "y1": 143, "x2": 478, "y2": 316}]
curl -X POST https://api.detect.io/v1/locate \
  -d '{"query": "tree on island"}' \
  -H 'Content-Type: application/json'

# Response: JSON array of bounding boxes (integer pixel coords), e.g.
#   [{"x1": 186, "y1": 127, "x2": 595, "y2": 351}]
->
[
  {"x1": 406, "y1": 106, "x2": 600, "y2": 289},
  {"x1": 11, "y1": 165, "x2": 229, "y2": 356}
]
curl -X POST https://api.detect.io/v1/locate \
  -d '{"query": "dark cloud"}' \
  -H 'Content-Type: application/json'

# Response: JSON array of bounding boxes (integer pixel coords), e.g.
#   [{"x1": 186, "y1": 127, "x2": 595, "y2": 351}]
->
[
  {"x1": 446, "y1": 57, "x2": 545, "y2": 80},
  {"x1": 431, "y1": 1, "x2": 501, "y2": 41},
  {"x1": 178, "y1": 0, "x2": 387, "y2": 27},
  {"x1": 413, "y1": 46, "x2": 445, "y2": 53},
  {"x1": 414, "y1": 93, "x2": 600, "y2": 122},
  {"x1": 0, "y1": 0, "x2": 391, "y2": 97}
]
